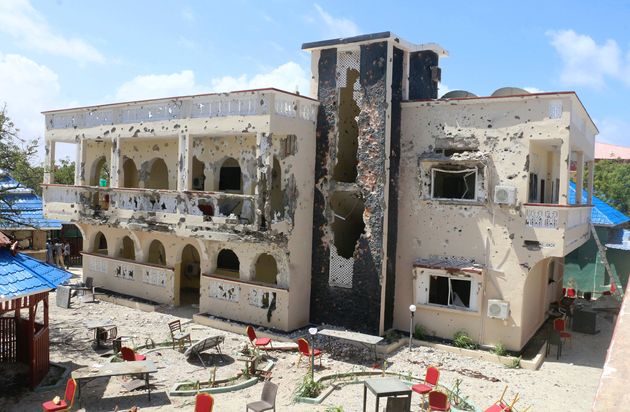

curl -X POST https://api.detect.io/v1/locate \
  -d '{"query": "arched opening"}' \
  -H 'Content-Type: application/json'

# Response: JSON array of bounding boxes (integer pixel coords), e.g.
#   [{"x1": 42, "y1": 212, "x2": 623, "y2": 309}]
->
[
  {"x1": 90, "y1": 156, "x2": 108, "y2": 187},
  {"x1": 94, "y1": 232, "x2": 108, "y2": 255},
  {"x1": 122, "y1": 158, "x2": 139, "y2": 188},
  {"x1": 120, "y1": 236, "x2": 135, "y2": 260},
  {"x1": 254, "y1": 253, "x2": 278, "y2": 284},
  {"x1": 192, "y1": 156, "x2": 205, "y2": 190},
  {"x1": 145, "y1": 158, "x2": 169, "y2": 189},
  {"x1": 270, "y1": 157, "x2": 284, "y2": 219},
  {"x1": 180, "y1": 244, "x2": 201, "y2": 305},
  {"x1": 219, "y1": 158, "x2": 242, "y2": 192},
  {"x1": 330, "y1": 192, "x2": 365, "y2": 259},
  {"x1": 147, "y1": 239, "x2": 166, "y2": 266},
  {"x1": 216, "y1": 249, "x2": 239, "y2": 277}
]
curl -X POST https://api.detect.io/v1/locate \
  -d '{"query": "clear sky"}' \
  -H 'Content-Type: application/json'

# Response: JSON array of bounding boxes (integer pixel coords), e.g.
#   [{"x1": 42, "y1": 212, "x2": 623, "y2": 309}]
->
[{"x1": 0, "y1": 0, "x2": 629, "y2": 161}]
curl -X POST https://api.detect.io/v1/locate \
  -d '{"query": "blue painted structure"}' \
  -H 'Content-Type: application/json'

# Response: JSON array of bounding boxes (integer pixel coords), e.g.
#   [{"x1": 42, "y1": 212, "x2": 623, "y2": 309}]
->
[
  {"x1": 0, "y1": 249, "x2": 71, "y2": 301},
  {"x1": 0, "y1": 174, "x2": 61, "y2": 230},
  {"x1": 565, "y1": 182, "x2": 630, "y2": 292}
]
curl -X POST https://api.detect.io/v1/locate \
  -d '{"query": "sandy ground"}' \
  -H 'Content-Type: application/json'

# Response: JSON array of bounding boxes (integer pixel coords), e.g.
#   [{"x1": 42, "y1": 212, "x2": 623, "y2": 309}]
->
[{"x1": 3, "y1": 268, "x2": 613, "y2": 412}]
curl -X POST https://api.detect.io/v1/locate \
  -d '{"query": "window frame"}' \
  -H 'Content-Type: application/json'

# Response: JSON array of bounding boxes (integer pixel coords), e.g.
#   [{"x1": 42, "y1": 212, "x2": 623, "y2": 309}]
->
[
  {"x1": 415, "y1": 268, "x2": 481, "y2": 313},
  {"x1": 430, "y1": 167, "x2": 479, "y2": 202}
]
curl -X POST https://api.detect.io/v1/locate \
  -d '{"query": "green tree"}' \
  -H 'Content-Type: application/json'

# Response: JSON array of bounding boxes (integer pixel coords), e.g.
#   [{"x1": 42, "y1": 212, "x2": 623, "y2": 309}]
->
[
  {"x1": 593, "y1": 160, "x2": 630, "y2": 213},
  {"x1": 53, "y1": 158, "x2": 76, "y2": 186}
]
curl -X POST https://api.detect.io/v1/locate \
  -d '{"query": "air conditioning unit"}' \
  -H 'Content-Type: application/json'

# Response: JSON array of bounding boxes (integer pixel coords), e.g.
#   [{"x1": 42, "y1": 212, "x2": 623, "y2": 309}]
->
[
  {"x1": 487, "y1": 299, "x2": 510, "y2": 320},
  {"x1": 494, "y1": 185, "x2": 517, "y2": 205}
]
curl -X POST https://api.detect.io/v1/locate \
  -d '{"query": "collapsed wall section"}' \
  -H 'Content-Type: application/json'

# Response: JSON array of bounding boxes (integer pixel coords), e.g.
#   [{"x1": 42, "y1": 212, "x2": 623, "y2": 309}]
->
[{"x1": 310, "y1": 42, "x2": 389, "y2": 334}]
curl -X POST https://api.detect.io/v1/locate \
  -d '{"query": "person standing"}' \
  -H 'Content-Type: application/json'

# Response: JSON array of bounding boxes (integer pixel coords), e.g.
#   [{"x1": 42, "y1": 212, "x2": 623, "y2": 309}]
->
[
  {"x1": 45, "y1": 239, "x2": 54, "y2": 265},
  {"x1": 54, "y1": 239, "x2": 65, "y2": 268},
  {"x1": 63, "y1": 241, "x2": 71, "y2": 269}
]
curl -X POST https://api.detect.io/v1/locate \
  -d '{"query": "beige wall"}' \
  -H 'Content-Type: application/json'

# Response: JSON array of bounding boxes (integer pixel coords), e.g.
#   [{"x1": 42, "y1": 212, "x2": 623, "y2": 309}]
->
[
  {"x1": 394, "y1": 94, "x2": 595, "y2": 350},
  {"x1": 45, "y1": 90, "x2": 318, "y2": 331}
]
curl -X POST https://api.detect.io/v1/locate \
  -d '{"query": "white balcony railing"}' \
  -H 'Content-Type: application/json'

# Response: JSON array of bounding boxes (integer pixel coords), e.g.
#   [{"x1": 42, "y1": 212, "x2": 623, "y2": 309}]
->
[
  {"x1": 45, "y1": 89, "x2": 318, "y2": 130},
  {"x1": 523, "y1": 203, "x2": 592, "y2": 255}
]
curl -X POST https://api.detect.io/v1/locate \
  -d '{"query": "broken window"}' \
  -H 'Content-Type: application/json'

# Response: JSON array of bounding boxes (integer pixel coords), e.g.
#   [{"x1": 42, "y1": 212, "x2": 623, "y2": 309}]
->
[
  {"x1": 94, "y1": 232, "x2": 107, "y2": 255},
  {"x1": 122, "y1": 158, "x2": 139, "y2": 188},
  {"x1": 254, "y1": 253, "x2": 278, "y2": 284},
  {"x1": 192, "y1": 156, "x2": 205, "y2": 190},
  {"x1": 145, "y1": 158, "x2": 169, "y2": 189},
  {"x1": 120, "y1": 236, "x2": 135, "y2": 260},
  {"x1": 216, "y1": 249, "x2": 239, "y2": 277},
  {"x1": 431, "y1": 168, "x2": 477, "y2": 200},
  {"x1": 147, "y1": 239, "x2": 166, "y2": 266},
  {"x1": 417, "y1": 269, "x2": 480, "y2": 312},
  {"x1": 270, "y1": 157, "x2": 284, "y2": 219},
  {"x1": 219, "y1": 158, "x2": 242, "y2": 192}
]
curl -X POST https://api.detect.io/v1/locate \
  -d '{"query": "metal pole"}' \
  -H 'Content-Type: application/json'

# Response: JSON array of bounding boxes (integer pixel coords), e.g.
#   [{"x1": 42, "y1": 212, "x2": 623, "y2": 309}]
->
[
  {"x1": 409, "y1": 312, "x2": 414, "y2": 350},
  {"x1": 310, "y1": 335, "x2": 315, "y2": 380}
]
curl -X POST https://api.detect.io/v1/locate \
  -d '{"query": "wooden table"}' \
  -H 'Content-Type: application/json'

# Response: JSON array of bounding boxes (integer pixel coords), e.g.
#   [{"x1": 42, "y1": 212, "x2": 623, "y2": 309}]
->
[
  {"x1": 318, "y1": 328, "x2": 384, "y2": 361},
  {"x1": 72, "y1": 360, "x2": 157, "y2": 402},
  {"x1": 84, "y1": 319, "x2": 116, "y2": 348},
  {"x1": 362, "y1": 377, "x2": 411, "y2": 412}
]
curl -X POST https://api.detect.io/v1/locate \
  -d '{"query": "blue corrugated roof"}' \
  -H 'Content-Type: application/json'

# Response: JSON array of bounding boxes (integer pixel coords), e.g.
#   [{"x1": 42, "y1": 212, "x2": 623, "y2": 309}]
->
[
  {"x1": 0, "y1": 174, "x2": 62, "y2": 230},
  {"x1": 569, "y1": 181, "x2": 630, "y2": 227},
  {"x1": 0, "y1": 249, "x2": 71, "y2": 300}
]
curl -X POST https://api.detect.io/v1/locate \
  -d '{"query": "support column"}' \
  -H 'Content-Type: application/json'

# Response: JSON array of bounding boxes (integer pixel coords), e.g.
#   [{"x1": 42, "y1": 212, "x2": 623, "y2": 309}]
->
[
  {"x1": 75, "y1": 139, "x2": 86, "y2": 185},
  {"x1": 254, "y1": 132, "x2": 273, "y2": 228},
  {"x1": 587, "y1": 160, "x2": 595, "y2": 205},
  {"x1": 558, "y1": 143, "x2": 571, "y2": 205},
  {"x1": 575, "y1": 151, "x2": 584, "y2": 204},
  {"x1": 44, "y1": 140, "x2": 55, "y2": 184},
  {"x1": 177, "y1": 133, "x2": 193, "y2": 191},
  {"x1": 109, "y1": 137, "x2": 121, "y2": 188}
]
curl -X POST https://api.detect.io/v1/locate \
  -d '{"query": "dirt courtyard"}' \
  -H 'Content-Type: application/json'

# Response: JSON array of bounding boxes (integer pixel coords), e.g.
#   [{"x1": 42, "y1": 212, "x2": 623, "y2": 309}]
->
[{"x1": 2, "y1": 269, "x2": 613, "y2": 411}]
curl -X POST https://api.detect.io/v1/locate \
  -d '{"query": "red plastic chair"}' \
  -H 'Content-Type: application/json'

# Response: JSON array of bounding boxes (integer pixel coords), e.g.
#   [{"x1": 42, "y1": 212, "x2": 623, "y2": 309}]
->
[
  {"x1": 195, "y1": 393, "x2": 214, "y2": 412},
  {"x1": 428, "y1": 390, "x2": 450, "y2": 411},
  {"x1": 412, "y1": 365, "x2": 440, "y2": 404},
  {"x1": 566, "y1": 288, "x2": 577, "y2": 298},
  {"x1": 297, "y1": 337, "x2": 322, "y2": 367},
  {"x1": 120, "y1": 346, "x2": 147, "y2": 361},
  {"x1": 553, "y1": 318, "x2": 572, "y2": 347},
  {"x1": 484, "y1": 387, "x2": 512, "y2": 412},
  {"x1": 42, "y1": 378, "x2": 77, "y2": 412},
  {"x1": 246, "y1": 325, "x2": 272, "y2": 349}
]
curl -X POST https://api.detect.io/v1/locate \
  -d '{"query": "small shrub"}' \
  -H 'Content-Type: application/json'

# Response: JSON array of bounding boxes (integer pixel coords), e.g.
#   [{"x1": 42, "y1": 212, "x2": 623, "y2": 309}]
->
[
  {"x1": 445, "y1": 378, "x2": 475, "y2": 410},
  {"x1": 506, "y1": 356, "x2": 522, "y2": 369},
  {"x1": 492, "y1": 342, "x2": 507, "y2": 356},
  {"x1": 453, "y1": 331, "x2": 478, "y2": 349},
  {"x1": 325, "y1": 406, "x2": 344, "y2": 412},
  {"x1": 413, "y1": 324, "x2": 426, "y2": 340},
  {"x1": 384, "y1": 329, "x2": 400, "y2": 343},
  {"x1": 295, "y1": 374, "x2": 324, "y2": 399}
]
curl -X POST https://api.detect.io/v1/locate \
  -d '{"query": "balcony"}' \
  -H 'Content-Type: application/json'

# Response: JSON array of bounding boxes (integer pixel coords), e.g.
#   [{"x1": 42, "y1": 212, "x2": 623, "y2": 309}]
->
[
  {"x1": 44, "y1": 88, "x2": 318, "y2": 133},
  {"x1": 82, "y1": 252, "x2": 176, "y2": 305},
  {"x1": 43, "y1": 184, "x2": 259, "y2": 238},
  {"x1": 522, "y1": 203, "x2": 592, "y2": 256},
  {"x1": 199, "y1": 274, "x2": 290, "y2": 331}
]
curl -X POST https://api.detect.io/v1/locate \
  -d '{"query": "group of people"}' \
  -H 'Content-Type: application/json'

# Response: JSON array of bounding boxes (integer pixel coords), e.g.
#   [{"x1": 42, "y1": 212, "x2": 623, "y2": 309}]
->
[{"x1": 46, "y1": 239, "x2": 71, "y2": 269}]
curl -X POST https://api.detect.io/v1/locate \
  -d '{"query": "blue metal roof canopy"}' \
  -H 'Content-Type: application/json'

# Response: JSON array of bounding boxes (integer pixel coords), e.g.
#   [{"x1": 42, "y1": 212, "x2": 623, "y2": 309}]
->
[
  {"x1": 569, "y1": 181, "x2": 630, "y2": 227},
  {"x1": 0, "y1": 248, "x2": 71, "y2": 301},
  {"x1": 0, "y1": 173, "x2": 62, "y2": 230}
]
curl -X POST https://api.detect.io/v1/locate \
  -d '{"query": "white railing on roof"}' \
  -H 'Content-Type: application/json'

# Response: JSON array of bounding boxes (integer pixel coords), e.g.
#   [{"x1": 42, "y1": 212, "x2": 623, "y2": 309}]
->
[{"x1": 46, "y1": 90, "x2": 318, "y2": 130}]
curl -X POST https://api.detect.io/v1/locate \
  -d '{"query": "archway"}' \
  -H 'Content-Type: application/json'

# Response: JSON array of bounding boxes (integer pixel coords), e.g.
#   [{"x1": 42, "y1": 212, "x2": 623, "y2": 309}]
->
[
  {"x1": 122, "y1": 158, "x2": 139, "y2": 188},
  {"x1": 192, "y1": 156, "x2": 205, "y2": 190},
  {"x1": 120, "y1": 236, "x2": 135, "y2": 260},
  {"x1": 145, "y1": 158, "x2": 169, "y2": 189},
  {"x1": 219, "y1": 158, "x2": 242, "y2": 192},
  {"x1": 180, "y1": 244, "x2": 201, "y2": 305},
  {"x1": 254, "y1": 253, "x2": 278, "y2": 284},
  {"x1": 90, "y1": 156, "x2": 108, "y2": 187},
  {"x1": 216, "y1": 249, "x2": 239, "y2": 277},
  {"x1": 147, "y1": 240, "x2": 166, "y2": 266},
  {"x1": 93, "y1": 232, "x2": 108, "y2": 255}
]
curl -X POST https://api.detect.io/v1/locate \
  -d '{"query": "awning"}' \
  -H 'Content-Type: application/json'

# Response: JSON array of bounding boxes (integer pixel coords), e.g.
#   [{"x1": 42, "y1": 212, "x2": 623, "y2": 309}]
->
[{"x1": 413, "y1": 256, "x2": 484, "y2": 274}]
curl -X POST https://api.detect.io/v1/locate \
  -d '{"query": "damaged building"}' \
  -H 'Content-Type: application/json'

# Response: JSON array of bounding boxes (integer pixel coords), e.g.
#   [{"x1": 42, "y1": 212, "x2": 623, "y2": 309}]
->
[{"x1": 42, "y1": 31, "x2": 596, "y2": 350}]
